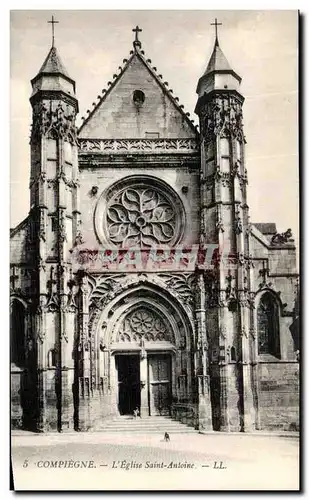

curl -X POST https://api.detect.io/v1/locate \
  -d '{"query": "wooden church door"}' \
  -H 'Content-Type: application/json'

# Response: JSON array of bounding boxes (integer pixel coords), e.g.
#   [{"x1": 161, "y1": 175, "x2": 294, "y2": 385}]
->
[{"x1": 148, "y1": 354, "x2": 171, "y2": 416}]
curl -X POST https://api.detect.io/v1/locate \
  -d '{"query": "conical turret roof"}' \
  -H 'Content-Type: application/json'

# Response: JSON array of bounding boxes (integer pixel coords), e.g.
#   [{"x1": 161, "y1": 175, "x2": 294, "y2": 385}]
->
[
  {"x1": 30, "y1": 44, "x2": 77, "y2": 99},
  {"x1": 195, "y1": 36, "x2": 242, "y2": 104},
  {"x1": 203, "y1": 39, "x2": 234, "y2": 75},
  {"x1": 37, "y1": 46, "x2": 71, "y2": 79}
]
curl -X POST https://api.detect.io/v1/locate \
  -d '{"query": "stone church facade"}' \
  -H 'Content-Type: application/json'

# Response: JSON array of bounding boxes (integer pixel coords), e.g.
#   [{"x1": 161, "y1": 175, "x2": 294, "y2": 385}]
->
[{"x1": 10, "y1": 27, "x2": 299, "y2": 433}]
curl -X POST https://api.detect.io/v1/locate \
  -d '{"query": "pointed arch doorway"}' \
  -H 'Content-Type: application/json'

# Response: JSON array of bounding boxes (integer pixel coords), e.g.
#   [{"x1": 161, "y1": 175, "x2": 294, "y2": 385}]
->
[{"x1": 110, "y1": 304, "x2": 175, "y2": 417}]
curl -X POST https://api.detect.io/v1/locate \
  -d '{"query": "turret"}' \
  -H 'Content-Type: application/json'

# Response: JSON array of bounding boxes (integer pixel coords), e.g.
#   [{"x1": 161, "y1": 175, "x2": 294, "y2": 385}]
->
[
  {"x1": 29, "y1": 27, "x2": 80, "y2": 432},
  {"x1": 195, "y1": 21, "x2": 254, "y2": 432}
]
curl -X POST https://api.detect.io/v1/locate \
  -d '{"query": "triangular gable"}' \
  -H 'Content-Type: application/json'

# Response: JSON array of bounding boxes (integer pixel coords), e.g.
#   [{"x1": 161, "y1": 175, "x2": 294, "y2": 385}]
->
[{"x1": 78, "y1": 49, "x2": 198, "y2": 140}]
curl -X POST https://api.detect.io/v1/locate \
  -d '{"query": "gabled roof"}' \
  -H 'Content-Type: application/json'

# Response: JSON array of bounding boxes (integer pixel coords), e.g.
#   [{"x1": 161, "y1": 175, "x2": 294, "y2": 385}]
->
[
  {"x1": 78, "y1": 43, "x2": 198, "y2": 137},
  {"x1": 10, "y1": 217, "x2": 28, "y2": 238}
]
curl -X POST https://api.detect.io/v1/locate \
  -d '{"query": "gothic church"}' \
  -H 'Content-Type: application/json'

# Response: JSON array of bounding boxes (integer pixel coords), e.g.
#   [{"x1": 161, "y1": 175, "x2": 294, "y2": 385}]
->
[{"x1": 10, "y1": 24, "x2": 299, "y2": 432}]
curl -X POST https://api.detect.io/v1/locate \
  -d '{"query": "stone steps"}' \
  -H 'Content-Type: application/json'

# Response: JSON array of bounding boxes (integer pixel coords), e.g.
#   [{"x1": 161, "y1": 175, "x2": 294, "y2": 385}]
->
[{"x1": 97, "y1": 416, "x2": 196, "y2": 433}]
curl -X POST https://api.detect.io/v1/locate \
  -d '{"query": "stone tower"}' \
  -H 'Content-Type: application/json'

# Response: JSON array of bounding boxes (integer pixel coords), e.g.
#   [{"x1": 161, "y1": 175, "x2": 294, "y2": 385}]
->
[
  {"x1": 29, "y1": 44, "x2": 80, "y2": 431},
  {"x1": 195, "y1": 32, "x2": 255, "y2": 431}
]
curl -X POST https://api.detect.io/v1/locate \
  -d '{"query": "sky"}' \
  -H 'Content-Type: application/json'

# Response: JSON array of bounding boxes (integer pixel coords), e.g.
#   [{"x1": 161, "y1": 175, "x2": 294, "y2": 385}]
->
[{"x1": 10, "y1": 10, "x2": 299, "y2": 247}]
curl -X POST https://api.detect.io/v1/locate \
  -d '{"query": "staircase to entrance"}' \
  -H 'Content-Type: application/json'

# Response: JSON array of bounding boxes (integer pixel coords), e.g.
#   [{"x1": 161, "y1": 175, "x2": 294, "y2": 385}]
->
[{"x1": 97, "y1": 416, "x2": 196, "y2": 434}]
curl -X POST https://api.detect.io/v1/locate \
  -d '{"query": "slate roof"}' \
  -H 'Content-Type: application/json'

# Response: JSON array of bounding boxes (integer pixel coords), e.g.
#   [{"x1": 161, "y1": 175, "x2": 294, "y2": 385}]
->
[
  {"x1": 32, "y1": 46, "x2": 73, "y2": 82},
  {"x1": 10, "y1": 217, "x2": 28, "y2": 238},
  {"x1": 253, "y1": 223, "x2": 277, "y2": 235},
  {"x1": 201, "y1": 38, "x2": 241, "y2": 83}
]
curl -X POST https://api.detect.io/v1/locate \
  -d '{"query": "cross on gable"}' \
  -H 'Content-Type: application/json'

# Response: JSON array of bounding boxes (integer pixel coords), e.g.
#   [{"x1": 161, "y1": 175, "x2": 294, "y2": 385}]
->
[
  {"x1": 48, "y1": 15, "x2": 59, "y2": 47},
  {"x1": 132, "y1": 25, "x2": 142, "y2": 47}
]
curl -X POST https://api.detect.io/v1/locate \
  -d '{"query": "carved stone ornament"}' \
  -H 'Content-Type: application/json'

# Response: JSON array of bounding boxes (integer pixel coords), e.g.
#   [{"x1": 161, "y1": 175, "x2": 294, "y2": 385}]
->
[
  {"x1": 107, "y1": 186, "x2": 178, "y2": 247},
  {"x1": 250, "y1": 328, "x2": 257, "y2": 340},
  {"x1": 237, "y1": 253, "x2": 245, "y2": 266},
  {"x1": 201, "y1": 94, "x2": 245, "y2": 143},
  {"x1": 45, "y1": 267, "x2": 59, "y2": 312},
  {"x1": 271, "y1": 228, "x2": 293, "y2": 245},
  {"x1": 58, "y1": 210, "x2": 67, "y2": 242},
  {"x1": 78, "y1": 138, "x2": 199, "y2": 154},
  {"x1": 157, "y1": 273, "x2": 195, "y2": 306},
  {"x1": 219, "y1": 325, "x2": 227, "y2": 341},
  {"x1": 89, "y1": 275, "x2": 124, "y2": 310},
  {"x1": 66, "y1": 289, "x2": 77, "y2": 313},
  {"x1": 234, "y1": 208, "x2": 243, "y2": 235},
  {"x1": 231, "y1": 162, "x2": 240, "y2": 177},
  {"x1": 117, "y1": 307, "x2": 174, "y2": 343},
  {"x1": 31, "y1": 101, "x2": 77, "y2": 144},
  {"x1": 61, "y1": 330, "x2": 69, "y2": 343},
  {"x1": 39, "y1": 211, "x2": 46, "y2": 242},
  {"x1": 205, "y1": 271, "x2": 220, "y2": 308},
  {"x1": 225, "y1": 272, "x2": 237, "y2": 302},
  {"x1": 73, "y1": 231, "x2": 85, "y2": 247},
  {"x1": 216, "y1": 217, "x2": 225, "y2": 233}
]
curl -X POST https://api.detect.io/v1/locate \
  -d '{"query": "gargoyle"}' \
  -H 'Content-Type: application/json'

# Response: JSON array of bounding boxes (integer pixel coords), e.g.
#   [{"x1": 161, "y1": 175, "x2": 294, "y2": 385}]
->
[{"x1": 271, "y1": 228, "x2": 293, "y2": 245}]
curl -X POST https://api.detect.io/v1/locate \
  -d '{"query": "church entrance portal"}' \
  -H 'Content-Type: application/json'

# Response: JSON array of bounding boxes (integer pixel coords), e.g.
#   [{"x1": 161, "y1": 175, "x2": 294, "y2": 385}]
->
[{"x1": 116, "y1": 354, "x2": 141, "y2": 415}]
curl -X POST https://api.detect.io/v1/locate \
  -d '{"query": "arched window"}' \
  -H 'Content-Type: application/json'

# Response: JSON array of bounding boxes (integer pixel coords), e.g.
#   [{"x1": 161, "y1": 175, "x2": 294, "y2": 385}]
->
[
  {"x1": 257, "y1": 292, "x2": 280, "y2": 358},
  {"x1": 10, "y1": 299, "x2": 26, "y2": 367}
]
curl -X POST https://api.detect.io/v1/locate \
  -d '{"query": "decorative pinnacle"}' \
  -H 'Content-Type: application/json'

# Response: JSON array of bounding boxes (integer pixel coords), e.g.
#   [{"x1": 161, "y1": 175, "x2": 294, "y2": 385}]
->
[
  {"x1": 210, "y1": 18, "x2": 222, "y2": 46},
  {"x1": 48, "y1": 15, "x2": 59, "y2": 48},
  {"x1": 132, "y1": 25, "x2": 142, "y2": 49}
]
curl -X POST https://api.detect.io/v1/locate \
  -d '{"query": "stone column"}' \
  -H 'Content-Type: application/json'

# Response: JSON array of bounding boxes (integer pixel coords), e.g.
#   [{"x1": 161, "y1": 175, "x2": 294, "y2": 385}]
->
[
  {"x1": 139, "y1": 348, "x2": 148, "y2": 417},
  {"x1": 36, "y1": 301, "x2": 47, "y2": 432}
]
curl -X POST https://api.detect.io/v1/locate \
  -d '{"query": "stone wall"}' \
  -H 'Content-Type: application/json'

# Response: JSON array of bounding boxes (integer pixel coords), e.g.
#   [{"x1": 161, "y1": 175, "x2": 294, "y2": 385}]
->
[
  {"x1": 257, "y1": 362, "x2": 299, "y2": 430},
  {"x1": 79, "y1": 54, "x2": 196, "y2": 140}
]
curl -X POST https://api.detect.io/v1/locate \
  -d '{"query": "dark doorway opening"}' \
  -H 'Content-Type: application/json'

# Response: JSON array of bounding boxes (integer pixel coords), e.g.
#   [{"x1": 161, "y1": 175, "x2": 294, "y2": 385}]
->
[
  {"x1": 11, "y1": 299, "x2": 26, "y2": 368},
  {"x1": 116, "y1": 355, "x2": 140, "y2": 415}
]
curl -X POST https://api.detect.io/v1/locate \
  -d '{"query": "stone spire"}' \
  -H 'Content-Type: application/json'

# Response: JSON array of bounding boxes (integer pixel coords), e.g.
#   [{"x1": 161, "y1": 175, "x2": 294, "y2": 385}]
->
[
  {"x1": 31, "y1": 46, "x2": 76, "y2": 98},
  {"x1": 37, "y1": 46, "x2": 71, "y2": 80},
  {"x1": 196, "y1": 26, "x2": 241, "y2": 105}
]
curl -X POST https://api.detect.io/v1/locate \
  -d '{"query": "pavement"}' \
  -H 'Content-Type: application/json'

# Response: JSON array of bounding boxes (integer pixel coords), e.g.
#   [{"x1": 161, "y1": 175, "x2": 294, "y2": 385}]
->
[{"x1": 11, "y1": 431, "x2": 300, "y2": 491}]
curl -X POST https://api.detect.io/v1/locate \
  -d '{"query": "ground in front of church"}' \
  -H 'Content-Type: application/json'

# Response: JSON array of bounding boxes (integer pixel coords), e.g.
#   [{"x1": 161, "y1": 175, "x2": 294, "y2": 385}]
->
[{"x1": 11, "y1": 431, "x2": 299, "y2": 491}]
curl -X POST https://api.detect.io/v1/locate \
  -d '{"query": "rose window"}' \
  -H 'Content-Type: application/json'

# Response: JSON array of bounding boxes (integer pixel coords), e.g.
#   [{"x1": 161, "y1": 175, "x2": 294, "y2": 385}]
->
[
  {"x1": 116, "y1": 307, "x2": 173, "y2": 343},
  {"x1": 130, "y1": 309, "x2": 154, "y2": 334},
  {"x1": 97, "y1": 176, "x2": 185, "y2": 247},
  {"x1": 107, "y1": 187, "x2": 177, "y2": 247}
]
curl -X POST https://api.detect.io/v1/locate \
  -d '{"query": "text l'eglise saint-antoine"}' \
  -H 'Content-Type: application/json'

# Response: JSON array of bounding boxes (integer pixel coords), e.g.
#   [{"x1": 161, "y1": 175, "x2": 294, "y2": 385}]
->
[{"x1": 112, "y1": 460, "x2": 195, "y2": 470}]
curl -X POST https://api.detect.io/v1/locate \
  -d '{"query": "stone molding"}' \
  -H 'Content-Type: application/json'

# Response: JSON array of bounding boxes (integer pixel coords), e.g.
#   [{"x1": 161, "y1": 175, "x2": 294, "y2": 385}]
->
[{"x1": 78, "y1": 138, "x2": 199, "y2": 154}]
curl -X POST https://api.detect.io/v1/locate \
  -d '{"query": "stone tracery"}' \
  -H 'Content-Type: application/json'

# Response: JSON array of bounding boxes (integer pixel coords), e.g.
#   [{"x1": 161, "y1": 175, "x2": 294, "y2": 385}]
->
[
  {"x1": 107, "y1": 186, "x2": 177, "y2": 247},
  {"x1": 116, "y1": 307, "x2": 173, "y2": 343},
  {"x1": 95, "y1": 178, "x2": 185, "y2": 248}
]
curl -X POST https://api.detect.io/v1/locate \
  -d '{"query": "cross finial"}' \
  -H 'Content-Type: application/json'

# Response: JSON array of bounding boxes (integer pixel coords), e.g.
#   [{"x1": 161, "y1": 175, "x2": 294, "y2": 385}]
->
[
  {"x1": 48, "y1": 15, "x2": 59, "y2": 48},
  {"x1": 132, "y1": 25, "x2": 142, "y2": 49},
  {"x1": 210, "y1": 18, "x2": 222, "y2": 45}
]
